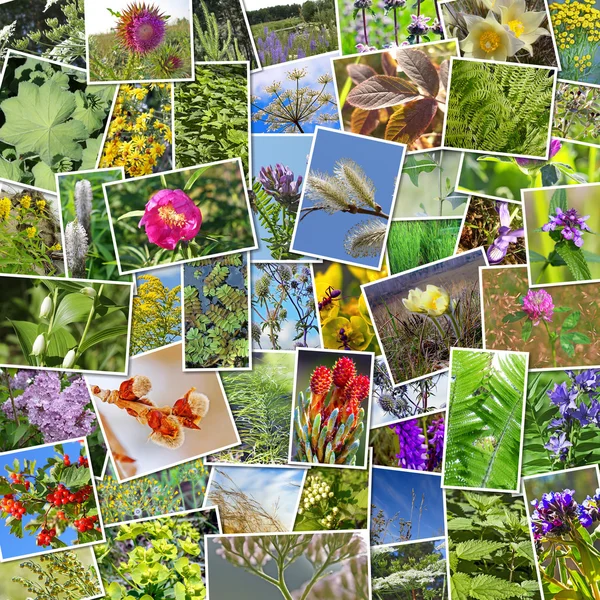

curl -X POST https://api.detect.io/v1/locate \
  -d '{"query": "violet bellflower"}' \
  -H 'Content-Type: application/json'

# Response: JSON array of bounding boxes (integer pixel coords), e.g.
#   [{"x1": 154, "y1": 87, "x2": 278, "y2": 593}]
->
[
  {"x1": 530, "y1": 489, "x2": 579, "y2": 540},
  {"x1": 487, "y1": 201, "x2": 524, "y2": 264},
  {"x1": 389, "y1": 420, "x2": 428, "y2": 470},
  {"x1": 544, "y1": 431, "x2": 572, "y2": 460},
  {"x1": 522, "y1": 289, "x2": 554, "y2": 326},
  {"x1": 542, "y1": 207, "x2": 591, "y2": 248},
  {"x1": 567, "y1": 369, "x2": 600, "y2": 394},
  {"x1": 547, "y1": 381, "x2": 578, "y2": 416}
]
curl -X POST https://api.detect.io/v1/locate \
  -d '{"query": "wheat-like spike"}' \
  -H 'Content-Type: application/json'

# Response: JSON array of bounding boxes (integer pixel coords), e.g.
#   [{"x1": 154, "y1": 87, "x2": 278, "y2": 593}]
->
[
  {"x1": 305, "y1": 172, "x2": 353, "y2": 213},
  {"x1": 344, "y1": 218, "x2": 387, "y2": 258},
  {"x1": 335, "y1": 159, "x2": 377, "y2": 210}
]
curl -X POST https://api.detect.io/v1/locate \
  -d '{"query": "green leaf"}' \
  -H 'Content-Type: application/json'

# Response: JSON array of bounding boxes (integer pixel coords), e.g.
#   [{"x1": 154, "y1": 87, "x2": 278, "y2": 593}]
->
[
  {"x1": 554, "y1": 241, "x2": 592, "y2": 281},
  {"x1": 448, "y1": 517, "x2": 474, "y2": 530},
  {"x1": 550, "y1": 188, "x2": 567, "y2": 214},
  {"x1": 184, "y1": 166, "x2": 211, "y2": 191},
  {"x1": 9, "y1": 319, "x2": 38, "y2": 362},
  {"x1": 78, "y1": 326, "x2": 128, "y2": 353},
  {"x1": 455, "y1": 539, "x2": 506, "y2": 560},
  {"x1": 402, "y1": 154, "x2": 438, "y2": 187},
  {"x1": 60, "y1": 465, "x2": 91, "y2": 488},
  {"x1": 541, "y1": 164, "x2": 560, "y2": 187},
  {"x1": 117, "y1": 210, "x2": 145, "y2": 221},
  {"x1": 561, "y1": 331, "x2": 591, "y2": 345},
  {"x1": 451, "y1": 573, "x2": 472, "y2": 600},
  {"x1": 32, "y1": 161, "x2": 57, "y2": 192},
  {"x1": 53, "y1": 293, "x2": 94, "y2": 330},
  {"x1": 469, "y1": 574, "x2": 529, "y2": 600},
  {"x1": 528, "y1": 250, "x2": 547, "y2": 263},
  {"x1": 0, "y1": 80, "x2": 86, "y2": 163},
  {"x1": 71, "y1": 90, "x2": 107, "y2": 133},
  {"x1": 502, "y1": 311, "x2": 527, "y2": 323},
  {"x1": 476, "y1": 156, "x2": 513, "y2": 163},
  {"x1": 521, "y1": 319, "x2": 532, "y2": 342},
  {"x1": 81, "y1": 137, "x2": 102, "y2": 170},
  {"x1": 562, "y1": 310, "x2": 581, "y2": 329}
]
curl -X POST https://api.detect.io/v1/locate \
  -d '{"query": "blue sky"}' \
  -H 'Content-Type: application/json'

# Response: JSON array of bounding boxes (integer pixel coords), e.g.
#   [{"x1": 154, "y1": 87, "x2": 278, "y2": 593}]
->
[
  {"x1": 0, "y1": 441, "x2": 86, "y2": 559},
  {"x1": 251, "y1": 54, "x2": 341, "y2": 134},
  {"x1": 251, "y1": 263, "x2": 320, "y2": 349},
  {"x1": 292, "y1": 129, "x2": 404, "y2": 267},
  {"x1": 251, "y1": 134, "x2": 313, "y2": 261},
  {"x1": 371, "y1": 468, "x2": 445, "y2": 545},
  {"x1": 207, "y1": 466, "x2": 304, "y2": 530}
]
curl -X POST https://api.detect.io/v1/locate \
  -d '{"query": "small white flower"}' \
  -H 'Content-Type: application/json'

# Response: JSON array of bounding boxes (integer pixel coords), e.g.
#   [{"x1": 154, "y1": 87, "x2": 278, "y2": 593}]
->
[
  {"x1": 62, "y1": 349, "x2": 76, "y2": 369},
  {"x1": 80, "y1": 286, "x2": 96, "y2": 298},
  {"x1": 31, "y1": 335, "x2": 46, "y2": 356},
  {"x1": 39, "y1": 296, "x2": 53, "y2": 318}
]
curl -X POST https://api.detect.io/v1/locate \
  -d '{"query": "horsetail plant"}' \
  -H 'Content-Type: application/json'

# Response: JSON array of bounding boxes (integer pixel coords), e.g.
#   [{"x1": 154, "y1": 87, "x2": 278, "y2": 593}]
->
[{"x1": 293, "y1": 356, "x2": 370, "y2": 465}]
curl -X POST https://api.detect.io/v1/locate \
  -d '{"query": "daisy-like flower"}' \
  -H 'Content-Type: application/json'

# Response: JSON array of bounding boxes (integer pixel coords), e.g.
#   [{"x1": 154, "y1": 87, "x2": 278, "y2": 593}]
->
[
  {"x1": 139, "y1": 189, "x2": 202, "y2": 250},
  {"x1": 115, "y1": 2, "x2": 167, "y2": 55},
  {"x1": 499, "y1": 0, "x2": 550, "y2": 55},
  {"x1": 460, "y1": 11, "x2": 524, "y2": 60}
]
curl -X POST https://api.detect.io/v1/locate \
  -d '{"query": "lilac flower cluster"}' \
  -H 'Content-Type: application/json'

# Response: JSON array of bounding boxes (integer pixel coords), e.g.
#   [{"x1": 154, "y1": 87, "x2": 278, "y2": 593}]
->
[
  {"x1": 542, "y1": 206, "x2": 591, "y2": 248},
  {"x1": 257, "y1": 164, "x2": 303, "y2": 209},
  {"x1": 544, "y1": 370, "x2": 600, "y2": 460},
  {"x1": 487, "y1": 201, "x2": 524, "y2": 265},
  {"x1": 531, "y1": 488, "x2": 600, "y2": 540},
  {"x1": 522, "y1": 289, "x2": 554, "y2": 326},
  {"x1": 389, "y1": 414, "x2": 445, "y2": 471},
  {"x1": 2, "y1": 370, "x2": 97, "y2": 442}
]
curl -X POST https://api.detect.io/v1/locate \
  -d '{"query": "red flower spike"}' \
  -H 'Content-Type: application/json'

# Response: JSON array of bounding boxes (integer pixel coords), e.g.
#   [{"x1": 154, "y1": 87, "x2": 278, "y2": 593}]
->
[
  {"x1": 310, "y1": 366, "x2": 333, "y2": 395},
  {"x1": 332, "y1": 357, "x2": 356, "y2": 388},
  {"x1": 344, "y1": 374, "x2": 371, "y2": 404}
]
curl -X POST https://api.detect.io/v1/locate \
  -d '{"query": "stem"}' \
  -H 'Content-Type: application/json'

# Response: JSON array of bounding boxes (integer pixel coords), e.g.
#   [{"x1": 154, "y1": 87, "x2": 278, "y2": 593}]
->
[
  {"x1": 393, "y1": 9, "x2": 398, "y2": 46},
  {"x1": 446, "y1": 310, "x2": 461, "y2": 343},
  {"x1": 362, "y1": 9, "x2": 369, "y2": 46},
  {"x1": 77, "y1": 285, "x2": 103, "y2": 362},
  {"x1": 536, "y1": 261, "x2": 550, "y2": 284},
  {"x1": 427, "y1": 315, "x2": 447, "y2": 341},
  {"x1": 416, "y1": 0, "x2": 421, "y2": 44},
  {"x1": 2, "y1": 371, "x2": 20, "y2": 426},
  {"x1": 543, "y1": 320, "x2": 557, "y2": 367}
]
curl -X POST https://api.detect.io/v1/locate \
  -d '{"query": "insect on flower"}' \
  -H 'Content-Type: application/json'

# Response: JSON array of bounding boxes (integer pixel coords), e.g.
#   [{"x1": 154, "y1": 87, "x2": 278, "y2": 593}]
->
[{"x1": 318, "y1": 286, "x2": 342, "y2": 310}]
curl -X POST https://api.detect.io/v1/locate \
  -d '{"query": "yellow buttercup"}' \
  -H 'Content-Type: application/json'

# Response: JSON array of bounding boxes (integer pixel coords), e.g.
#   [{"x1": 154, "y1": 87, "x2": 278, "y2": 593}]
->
[{"x1": 402, "y1": 285, "x2": 450, "y2": 317}]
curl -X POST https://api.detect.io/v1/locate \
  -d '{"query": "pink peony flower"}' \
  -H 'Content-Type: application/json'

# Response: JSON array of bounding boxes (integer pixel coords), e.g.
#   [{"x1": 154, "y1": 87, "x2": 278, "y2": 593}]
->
[
  {"x1": 116, "y1": 2, "x2": 167, "y2": 55},
  {"x1": 139, "y1": 189, "x2": 202, "y2": 250},
  {"x1": 522, "y1": 289, "x2": 554, "y2": 326}
]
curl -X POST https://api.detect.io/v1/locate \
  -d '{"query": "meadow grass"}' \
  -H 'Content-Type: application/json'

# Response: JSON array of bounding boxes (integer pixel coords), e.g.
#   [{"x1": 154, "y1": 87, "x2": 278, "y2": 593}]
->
[
  {"x1": 250, "y1": 17, "x2": 303, "y2": 37},
  {"x1": 387, "y1": 220, "x2": 461, "y2": 275}
]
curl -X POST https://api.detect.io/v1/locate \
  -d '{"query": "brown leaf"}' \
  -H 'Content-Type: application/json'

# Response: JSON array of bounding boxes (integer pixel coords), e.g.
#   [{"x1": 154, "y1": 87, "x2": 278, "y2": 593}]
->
[
  {"x1": 350, "y1": 107, "x2": 380, "y2": 135},
  {"x1": 346, "y1": 63, "x2": 378, "y2": 85},
  {"x1": 395, "y1": 48, "x2": 440, "y2": 98},
  {"x1": 440, "y1": 60, "x2": 450, "y2": 91},
  {"x1": 381, "y1": 52, "x2": 397, "y2": 77},
  {"x1": 346, "y1": 75, "x2": 421, "y2": 110},
  {"x1": 385, "y1": 97, "x2": 439, "y2": 145}
]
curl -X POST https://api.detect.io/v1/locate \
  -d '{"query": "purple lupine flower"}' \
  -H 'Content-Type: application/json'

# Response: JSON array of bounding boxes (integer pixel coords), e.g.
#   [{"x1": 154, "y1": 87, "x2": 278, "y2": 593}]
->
[
  {"x1": 542, "y1": 207, "x2": 591, "y2": 248},
  {"x1": 579, "y1": 489, "x2": 600, "y2": 527},
  {"x1": 390, "y1": 420, "x2": 428, "y2": 470},
  {"x1": 297, "y1": 48, "x2": 306, "y2": 59},
  {"x1": 426, "y1": 415, "x2": 444, "y2": 470},
  {"x1": 522, "y1": 289, "x2": 554, "y2": 326},
  {"x1": 487, "y1": 201, "x2": 524, "y2": 264},
  {"x1": 257, "y1": 164, "x2": 303, "y2": 209},
  {"x1": 547, "y1": 381, "x2": 578, "y2": 415},
  {"x1": 407, "y1": 14, "x2": 431, "y2": 36},
  {"x1": 544, "y1": 431, "x2": 572, "y2": 459},
  {"x1": 530, "y1": 489, "x2": 579, "y2": 540},
  {"x1": 515, "y1": 138, "x2": 562, "y2": 169},
  {"x1": 310, "y1": 39, "x2": 316, "y2": 52}
]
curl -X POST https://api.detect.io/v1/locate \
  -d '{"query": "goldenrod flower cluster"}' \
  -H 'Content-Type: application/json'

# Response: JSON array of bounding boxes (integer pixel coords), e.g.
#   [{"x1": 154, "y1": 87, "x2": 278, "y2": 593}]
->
[
  {"x1": 100, "y1": 83, "x2": 172, "y2": 178},
  {"x1": 550, "y1": 0, "x2": 600, "y2": 74}
]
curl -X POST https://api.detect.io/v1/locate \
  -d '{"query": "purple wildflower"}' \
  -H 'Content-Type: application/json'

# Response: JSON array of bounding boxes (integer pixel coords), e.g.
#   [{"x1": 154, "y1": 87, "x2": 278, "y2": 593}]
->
[
  {"x1": 542, "y1": 207, "x2": 591, "y2": 248},
  {"x1": 115, "y1": 2, "x2": 167, "y2": 55},
  {"x1": 487, "y1": 201, "x2": 524, "y2": 264},
  {"x1": 431, "y1": 18, "x2": 444, "y2": 35},
  {"x1": 354, "y1": 0, "x2": 372, "y2": 7},
  {"x1": 530, "y1": 489, "x2": 579, "y2": 540},
  {"x1": 389, "y1": 420, "x2": 428, "y2": 470},
  {"x1": 257, "y1": 164, "x2": 303, "y2": 209},
  {"x1": 310, "y1": 39, "x2": 316, "y2": 52},
  {"x1": 568, "y1": 369, "x2": 600, "y2": 393},
  {"x1": 547, "y1": 381, "x2": 578, "y2": 415},
  {"x1": 515, "y1": 138, "x2": 562, "y2": 169},
  {"x1": 384, "y1": 0, "x2": 406, "y2": 7},
  {"x1": 297, "y1": 48, "x2": 306, "y2": 59},
  {"x1": 426, "y1": 415, "x2": 445, "y2": 470},
  {"x1": 578, "y1": 489, "x2": 600, "y2": 528},
  {"x1": 522, "y1": 289, "x2": 554, "y2": 326},
  {"x1": 355, "y1": 43, "x2": 377, "y2": 52},
  {"x1": 544, "y1": 431, "x2": 572, "y2": 459},
  {"x1": 407, "y1": 14, "x2": 431, "y2": 36}
]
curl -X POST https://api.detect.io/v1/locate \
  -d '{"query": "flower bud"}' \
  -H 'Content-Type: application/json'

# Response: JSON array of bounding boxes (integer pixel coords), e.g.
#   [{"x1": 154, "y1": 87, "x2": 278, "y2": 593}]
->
[
  {"x1": 62, "y1": 349, "x2": 77, "y2": 369},
  {"x1": 39, "y1": 296, "x2": 53, "y2": 319},
  {"x1": 32, "y1": 334, "x2": 46, "y2": 356},
  {"x1": 80, "y1": 287, "x2": 96, "y2": 298}
]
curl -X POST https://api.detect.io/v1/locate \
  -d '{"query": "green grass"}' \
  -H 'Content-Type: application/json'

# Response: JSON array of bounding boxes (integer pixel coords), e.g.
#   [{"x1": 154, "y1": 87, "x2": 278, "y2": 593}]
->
[
  {"x1": 250, "y1": 17, "x2": 303, "y2": 37},
  {"x1": 387, "y1": 220, "x2": 461, "y2": 275}
]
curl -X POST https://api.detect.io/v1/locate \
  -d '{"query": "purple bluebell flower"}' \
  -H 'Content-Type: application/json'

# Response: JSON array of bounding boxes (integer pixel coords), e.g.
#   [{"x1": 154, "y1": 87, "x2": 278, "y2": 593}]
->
[
  {"x1": 407, "y1": 14, "x2": 431, "y2": 36},
  {"x1": 530, "y1": 489, "x2": 579, "y2": 540},
  {"x1": 579, "y1": 489, "x2": 600, "y2": 528},
  {"x1": 544, "y1": 431, "x2": 572, "y2": 459},
  {"x1": 542, "y1": 207, "x2": 591, "y2": 248},
  {"x1": 547, "y1": 381, "x2": 578, "y2": 415},
  {"x1": 487, "y1": 201, "x2": 524, "y2": 264},
  {"x1": 390, "y1": 420, "x2": 428, "y2": 470}
]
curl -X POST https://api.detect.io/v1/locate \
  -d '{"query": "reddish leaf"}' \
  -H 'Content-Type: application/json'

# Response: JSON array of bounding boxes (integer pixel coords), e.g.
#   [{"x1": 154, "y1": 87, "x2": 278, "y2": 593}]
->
[
  {"x1": 440, "y1": 60, "x2": 450, "y2": 91},
  {"x1": 395, "y1": 48, "x2": 440, "y2": 98},
  {"x1": 381, "y1": 52, "x2": 397, "y2": 77},
  {"x1": 385, "y1": 97, "x2": 439, "y2": 145},
  {"x1": 350, "y1": 107, "x2": 380, "y2": 135},
  {"x1": 346, "y1": 63, "x2": 378, "y2": 85},
  {"x1": 346, "y1": 75, "x2": 421, "y2": 110}
]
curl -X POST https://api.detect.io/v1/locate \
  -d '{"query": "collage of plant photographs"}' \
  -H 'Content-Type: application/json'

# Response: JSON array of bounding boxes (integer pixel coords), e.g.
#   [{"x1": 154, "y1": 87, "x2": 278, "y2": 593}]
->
[{"x1": 0, "y1": 0, "x2": 598, "y2": 598}]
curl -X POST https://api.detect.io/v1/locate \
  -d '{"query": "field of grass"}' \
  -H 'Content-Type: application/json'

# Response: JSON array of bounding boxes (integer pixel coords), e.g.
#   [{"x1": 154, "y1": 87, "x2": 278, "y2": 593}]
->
[
  {"x1": 250, "y1": 17, "x2": 303, "y2": 36},
  {"x1": 387, "y1": 220, "x2": 461, "y2": 275}
]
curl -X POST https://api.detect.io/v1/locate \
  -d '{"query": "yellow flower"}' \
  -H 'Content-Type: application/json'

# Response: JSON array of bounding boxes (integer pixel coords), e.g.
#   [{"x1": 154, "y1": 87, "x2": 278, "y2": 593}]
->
[
  {"x1": 20, "y1": 195, "x2": 31, "y2": 209},
  {"x1": 322, "y1": 315, "x2": 374, "y2": 351},
  {"x1": 478, "y1": 0, "x2": 512, "y2": 15},
  {"x1": 36, "y1": 199, "x2": 46, "y2": 211},
  {"x1": 49, "y1": 243, "x2": 62, "y2": 251},
  {"x1": 0, "y1": 197, "x2": 10, "y2": 221},
  {"x1": 460, "y1": 11, "x2": 524, "y2": 60},
  {"x1": 403, "y1": 285, "x2": 450, "y2": 317},
  {"x1": 26, "y1": 226, "x2": 36, "y2": 238},
  {"x1": 500, "y1": 0, "x2": 550, "y2": 54}
]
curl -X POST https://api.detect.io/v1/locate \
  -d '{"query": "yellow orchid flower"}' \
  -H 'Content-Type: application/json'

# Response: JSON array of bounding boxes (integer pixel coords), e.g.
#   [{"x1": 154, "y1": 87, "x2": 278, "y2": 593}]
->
[
  {"x1": 499, "y1": 0, "x2": 550, "y2": 55},
  {"x1": 460, "y1": 11, "x2": 525, "y2": 60}
]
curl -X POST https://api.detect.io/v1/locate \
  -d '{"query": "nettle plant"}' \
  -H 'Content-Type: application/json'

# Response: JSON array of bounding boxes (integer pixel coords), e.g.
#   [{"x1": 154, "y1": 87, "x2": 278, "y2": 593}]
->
[
  {"x1": 0, "y1": 444, "x2": 101, "y2": 550},
  {"x1": 345, "y1": 47, "x2": 448, "y2": 148},
  {"x1": 0, "y1": 56, "x2": 115, "y2": 192},
  {"x1": 447, "y1": 490, "x2": 541, "y2": 600},
  {"x1": 183, "y1": 254, "x2": 249, "y2": 369}
]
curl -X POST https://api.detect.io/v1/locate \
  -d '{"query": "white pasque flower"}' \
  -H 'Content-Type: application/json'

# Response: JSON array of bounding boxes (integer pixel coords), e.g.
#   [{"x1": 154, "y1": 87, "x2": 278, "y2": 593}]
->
[
  {"x1": 499, "y1": 0, "x2": 550, "y2": 55},
  {"x1": 477, "y1": 0, "x2": 512, "y2": 15},
  {"x1": 460, "y1": 11, "x2": 525, "y2": 60}
]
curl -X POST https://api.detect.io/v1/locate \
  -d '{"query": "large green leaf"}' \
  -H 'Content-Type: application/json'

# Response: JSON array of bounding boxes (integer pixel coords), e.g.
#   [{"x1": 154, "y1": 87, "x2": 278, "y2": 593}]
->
[
  {"x1": 79, "y1": 326, "x2": 128, "y2": 353},
  {"x1": 8, "y1": 320, "x2": 37, "y2": 364},
  {"x1": 554, "y1": 241, "x2": 592, "y2": 281},
  {"x1": 52, "y1": 293, "x2": 94, "y2": 330},
  {"x1": 32, "y1": 161, "x2": 57, "y2": 191},
  {"x1": 0, "y1": 80, "x2": 87, "y2": 164},
  {"x1": 71, "y1": 90, "x2": 108, "y2": 133}
]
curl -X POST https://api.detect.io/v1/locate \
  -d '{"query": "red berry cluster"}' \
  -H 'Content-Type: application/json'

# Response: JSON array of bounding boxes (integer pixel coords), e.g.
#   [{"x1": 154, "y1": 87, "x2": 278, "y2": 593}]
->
[
  {"x1": 10, "y1": 472, "x2": 30, "y2": 490},
  {"x1": 73, "y1": 515, "x2": 98, "y2": 532},
  {"x1": 36, "y1": 527, "x2": 56, "y2": 547},
  {"x1": 78, "y1": 456, "x2": 89, "y2": 468},
  {"x1": 46, "y1": 484, "x2": 92, "y2": 507},
  {"x1": 1, "y1": 494, "x2": 26, "y2": 520}
]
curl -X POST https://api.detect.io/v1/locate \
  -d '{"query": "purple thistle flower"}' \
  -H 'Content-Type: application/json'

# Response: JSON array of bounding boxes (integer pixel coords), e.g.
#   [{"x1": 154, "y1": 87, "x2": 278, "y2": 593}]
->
[
  {"x1": 426, "y1": 415, "x2": 444, "y2": 470},
  {"x1": 515, "y1": 138, "x2": 562, "y2": 169},
  {"x1": 407, "y1": 14, "x2": 431, "y2": 36},
  {"x1": 579, "y1": 489, "x2": 600, "y2": 528},
  {"x1": 542, "y1": 207, "x2": 591, "y2": 248},
  {"x1": 522, "y1": 289, "x2": 554, "y2": 326},
  {"x1": 487, "y1": 201, "x2": 524, "y2": 264},
  {"x1": 530, "y1": 489, "x2": 579, "y2": 540},
  {"x1": 544, "y1": 431, "x2": 572, "y2": 459},
  {"x1": 389, "y1": 420, "x2": 428, "y2": 470},
  {"x1": 257, "y1": 164, "x2": 303, "y2": 210},
  {"x1": 115, "y1": 2, "x2": 167, "y2": 55},
  {"x1": 547, "y1": 381, "x2": 578, "y2": 415}
]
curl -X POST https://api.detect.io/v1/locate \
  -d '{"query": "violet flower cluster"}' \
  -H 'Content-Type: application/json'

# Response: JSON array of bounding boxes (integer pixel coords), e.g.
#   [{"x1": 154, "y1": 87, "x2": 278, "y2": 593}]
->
[
  {"x1": 544, "y1": 369, "x2": 600, "y2": 460},
  {"x1": 256, "y1": 27, "x2": 330, "y2": 65},
  {"x1": 542, "y1": 206, "x2": 591, "y2": 248},
  {"x1": 531, "y1": 488, "x2": 600, "y2": 540},
  {"x1": 487, "y1": 201, "x2": 524, "y2": 264},
  {"x1": 2, "y1": 370, "x2": 97, "y2": 442},
  {"x1": 522, "y1": 289, "x2": 554, "y2": 326},
  {"x1": 257, "y1": 164, "x2": 303, "y2": 210},
  {"x1": 389, "y1": 414, "x2": 445, "y2": 471}
]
